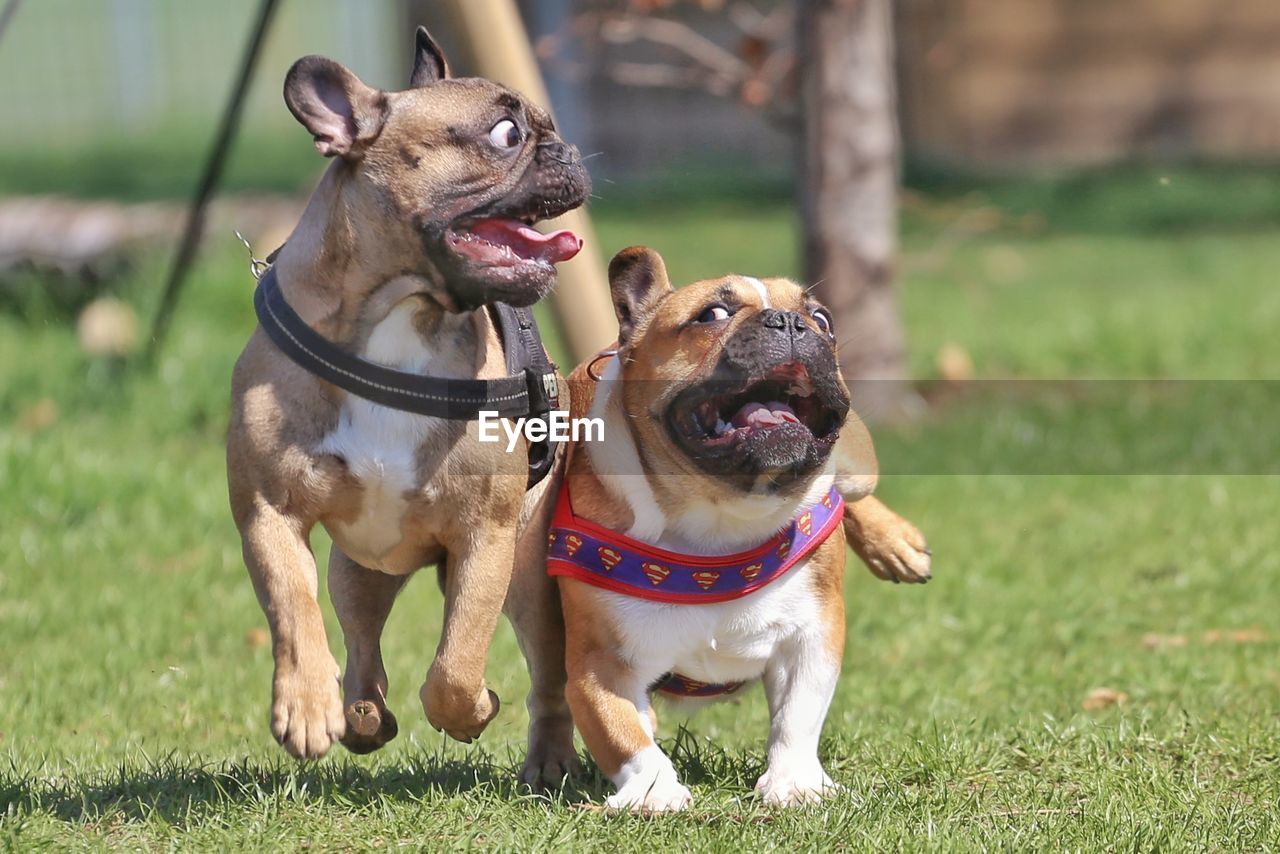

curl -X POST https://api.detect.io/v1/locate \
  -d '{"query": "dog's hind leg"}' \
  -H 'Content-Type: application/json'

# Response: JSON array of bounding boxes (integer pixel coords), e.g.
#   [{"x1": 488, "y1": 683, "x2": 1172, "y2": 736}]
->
[
  {"x1": 329, "y1": 549, "x2": 407, "y2": 754},
  {"x1": 506, "y1": 475, "x2": 582, "y2": 788},
  {"x1": 237, "y1": 500, "x2": 345, "y2": 760}
]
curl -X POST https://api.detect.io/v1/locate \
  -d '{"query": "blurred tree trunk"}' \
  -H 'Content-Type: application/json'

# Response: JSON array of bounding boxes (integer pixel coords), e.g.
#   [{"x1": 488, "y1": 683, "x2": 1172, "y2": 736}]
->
[{"x1": 798, "y1": 0, "x2": 912, "y2": 421}]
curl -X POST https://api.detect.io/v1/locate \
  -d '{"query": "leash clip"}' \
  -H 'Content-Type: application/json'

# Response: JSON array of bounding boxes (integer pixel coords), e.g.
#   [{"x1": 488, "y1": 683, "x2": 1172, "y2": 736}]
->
[{"x1": 235, "y1": 230, "x2": 270, "y2": 281}]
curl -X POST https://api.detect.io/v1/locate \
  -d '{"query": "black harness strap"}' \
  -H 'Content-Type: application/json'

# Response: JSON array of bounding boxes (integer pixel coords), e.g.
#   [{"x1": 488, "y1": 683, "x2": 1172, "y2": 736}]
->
[
  {"x1": 486, "y1": 301, "x2": 560, "y2": 488},
  {"x1": 253, "y1": 266, "x2": 560, "y2": 487}
]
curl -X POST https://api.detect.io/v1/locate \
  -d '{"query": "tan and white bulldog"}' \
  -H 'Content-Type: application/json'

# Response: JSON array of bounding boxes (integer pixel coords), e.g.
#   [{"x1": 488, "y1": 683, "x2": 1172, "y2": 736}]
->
[
  {"x1": 522, "y1": 247, "x2": 930, "y2": 811},
  {"x1": 226, "y1": 29, "x2": 589, "y2": 760}
]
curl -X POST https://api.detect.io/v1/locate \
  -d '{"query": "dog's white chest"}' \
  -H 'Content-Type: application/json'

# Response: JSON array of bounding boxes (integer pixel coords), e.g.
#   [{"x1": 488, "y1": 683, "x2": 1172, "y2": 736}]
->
[
  {"x1": 607, "y1": 556, "x2": 823, "y2": 687},
  {"x1": 317, "y1": 302, "x2": 447, "y2": 568}
]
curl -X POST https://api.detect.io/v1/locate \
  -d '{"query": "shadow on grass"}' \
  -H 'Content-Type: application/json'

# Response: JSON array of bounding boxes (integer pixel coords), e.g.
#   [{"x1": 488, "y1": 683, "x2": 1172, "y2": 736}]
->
[
  {"x1": 1, "y1": 752, "x2": 608, "y2": 828},
  {"x1": 2, "y1": 728, "x2": 764, "y2": 827}
]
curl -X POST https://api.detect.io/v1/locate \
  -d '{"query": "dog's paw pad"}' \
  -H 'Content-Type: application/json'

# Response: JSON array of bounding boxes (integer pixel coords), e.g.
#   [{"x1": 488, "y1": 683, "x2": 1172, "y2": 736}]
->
[{"x1": 340, "y1": 701, "x2": 398, "y2": 754}]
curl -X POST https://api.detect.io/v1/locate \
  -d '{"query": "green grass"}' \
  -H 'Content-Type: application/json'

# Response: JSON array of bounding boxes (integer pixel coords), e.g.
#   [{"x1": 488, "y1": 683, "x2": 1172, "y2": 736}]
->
[
  {"x1": 3, "y1": 178, "x2": 1280, "y2": 849},
  {"x1": 904, "y1": 160, "x2": 1280, "y2": 236}
]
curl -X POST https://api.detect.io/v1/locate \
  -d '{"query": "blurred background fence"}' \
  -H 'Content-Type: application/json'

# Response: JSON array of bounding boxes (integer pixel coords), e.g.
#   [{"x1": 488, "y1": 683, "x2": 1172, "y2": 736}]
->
[
  {"x1": 0, "y1": 0, "x2": 399, "y2": 149},
  {"x1": 4, "y1": 0, "x2": 1279, "y2": 181}
]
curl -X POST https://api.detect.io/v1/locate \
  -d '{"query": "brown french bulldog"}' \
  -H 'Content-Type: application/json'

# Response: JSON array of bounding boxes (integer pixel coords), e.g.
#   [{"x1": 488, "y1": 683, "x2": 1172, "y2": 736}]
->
[
  {"x1": 226, "y1": 28, "x2": 589, "y2": 761},
  {"x1": 514, "y1": 247, "x2": 930, "y2": 809}
]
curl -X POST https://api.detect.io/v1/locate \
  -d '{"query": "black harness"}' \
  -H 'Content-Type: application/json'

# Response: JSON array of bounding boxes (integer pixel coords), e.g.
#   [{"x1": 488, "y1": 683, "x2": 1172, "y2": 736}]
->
[{"x1": 253, "y1": 266, "x2": 560, "y2": 487}]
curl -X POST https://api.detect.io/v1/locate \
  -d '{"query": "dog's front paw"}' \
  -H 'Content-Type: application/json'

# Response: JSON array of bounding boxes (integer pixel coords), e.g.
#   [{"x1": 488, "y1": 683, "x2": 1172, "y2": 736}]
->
[
  {"x1": 519, "y1": 716, "x2": 583, "y2": 789},
  {"x1": 271, "y1": 654, "x2": 345, "y2": 760},
  {"x1": 340, "y1": 699, "x2": 399, "y2": 755},
  {"x1": 848, "y1": 504, "x2": 932, "y2": 584},
  {"x1": 606, "y1": 747, "x2": 692, "y2": 814},
  {"x1": 606, "y1": 776, "x2": 692, "y2": 814},
  {"x1": 420, "y1": 669, "x2": 500, "y2": 743},
  {"x1": 755, "y1": 761, "x2": 838, "y2": 806}
]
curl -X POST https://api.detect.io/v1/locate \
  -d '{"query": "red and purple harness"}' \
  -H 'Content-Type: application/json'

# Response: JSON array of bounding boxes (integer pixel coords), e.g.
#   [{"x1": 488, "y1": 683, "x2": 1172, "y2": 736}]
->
[{"x1": 547, "y1": 483, "x2": 844, "y2": 697}]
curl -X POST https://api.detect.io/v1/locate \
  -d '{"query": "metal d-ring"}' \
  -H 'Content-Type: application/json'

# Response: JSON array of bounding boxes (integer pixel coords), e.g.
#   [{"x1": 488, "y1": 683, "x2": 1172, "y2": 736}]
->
[{"x1": 587, "y1": 349, "x2": 618, "y2": 381}]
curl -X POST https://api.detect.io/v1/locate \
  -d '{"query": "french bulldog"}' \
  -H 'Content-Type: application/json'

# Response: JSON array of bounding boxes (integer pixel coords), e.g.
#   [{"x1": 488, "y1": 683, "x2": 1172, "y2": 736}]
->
[
  {"x1": 226, "y1": 28, "x2": 589, "y2": 760},
  {"x1": 517, "y1": 246, "x2": 930, "y2": 810}
]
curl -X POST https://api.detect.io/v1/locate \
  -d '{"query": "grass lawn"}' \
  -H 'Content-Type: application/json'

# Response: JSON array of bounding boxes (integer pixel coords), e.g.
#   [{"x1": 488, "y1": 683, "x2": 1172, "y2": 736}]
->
[{"x1": 3, "y1": 174, "x2": 1280, "y2": 849}]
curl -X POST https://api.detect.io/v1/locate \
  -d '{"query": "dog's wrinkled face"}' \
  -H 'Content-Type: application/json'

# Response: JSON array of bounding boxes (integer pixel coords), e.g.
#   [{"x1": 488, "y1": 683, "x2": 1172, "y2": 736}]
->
[
  {"x1": 608, "y1": 247, "x2": 851, "y2": 495},
  {"x1": 284, "y1": 28, "x2": 591, "y2": 310}
]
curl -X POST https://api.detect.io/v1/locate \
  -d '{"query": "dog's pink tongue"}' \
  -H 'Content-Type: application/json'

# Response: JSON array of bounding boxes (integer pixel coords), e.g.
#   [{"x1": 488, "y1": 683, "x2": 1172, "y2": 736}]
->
[
  {"x1": 470, "y1": 218, "x2": 583, "y2": 263},
  {"x1": 519, "y1": 224, "x2": 583, "y2": 262},
  {"x1": 731, "y1": 401, "x2": 800, "y2": 429}
]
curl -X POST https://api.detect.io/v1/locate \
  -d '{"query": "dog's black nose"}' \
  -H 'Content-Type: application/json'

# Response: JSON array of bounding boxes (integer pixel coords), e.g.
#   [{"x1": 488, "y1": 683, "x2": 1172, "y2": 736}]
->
[
  {"x1": 537, "y1": 140, "x2": 578, "y2": 165},
  {"x1": 760, "y1": 309, "x2": 808, "y2": 335}
]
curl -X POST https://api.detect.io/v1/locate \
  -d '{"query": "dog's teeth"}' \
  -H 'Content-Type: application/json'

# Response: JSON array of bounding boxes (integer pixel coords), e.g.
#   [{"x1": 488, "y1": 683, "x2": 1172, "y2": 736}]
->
[
  {"x1": 714, "y1": 417, "x2": 729, "y2": 435},
  {"x1": 695, "y1": 402, "x2": 719, "y2": 432}
]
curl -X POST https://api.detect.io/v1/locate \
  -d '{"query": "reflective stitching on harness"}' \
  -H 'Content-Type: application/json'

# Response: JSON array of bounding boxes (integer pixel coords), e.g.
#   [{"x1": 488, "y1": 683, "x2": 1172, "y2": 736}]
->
[{"x1": 260, "y1": 290, "x2": 527, "y2": 406}]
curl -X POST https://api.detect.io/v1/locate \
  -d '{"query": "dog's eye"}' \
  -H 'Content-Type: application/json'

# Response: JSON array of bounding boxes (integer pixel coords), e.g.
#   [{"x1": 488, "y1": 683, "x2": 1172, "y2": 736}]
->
[
  {"x1": 811, "y1": 308, "x2": 834, "y2": 336},
  {"x1": 694, "y1": 305, "x2": 732, "y2": 323},
  {"x1": 488, "y1": 119, "x2": 522, "y2": 150}
]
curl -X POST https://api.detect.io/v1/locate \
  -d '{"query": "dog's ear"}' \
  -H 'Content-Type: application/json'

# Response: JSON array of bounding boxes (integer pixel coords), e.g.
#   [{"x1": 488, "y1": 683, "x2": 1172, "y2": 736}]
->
[
  {"x1": 609, "y1": 246, "x2": 672, "y2": 347},
  {"x1": 409, "y1": 26, "x2": 452, "y2": 87},
  {"x1": 284, "y1": 56, "x2": 387, "y2": 159}
]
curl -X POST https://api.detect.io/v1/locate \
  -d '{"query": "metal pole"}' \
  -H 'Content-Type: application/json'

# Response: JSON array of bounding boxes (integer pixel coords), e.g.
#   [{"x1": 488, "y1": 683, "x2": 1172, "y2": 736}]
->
[
  {"x1": 0, "y1": 0, "x2": 24, "y2": 46},
  {"x1": 145, "y1": 0, "x2": 282, "y2": 361}
]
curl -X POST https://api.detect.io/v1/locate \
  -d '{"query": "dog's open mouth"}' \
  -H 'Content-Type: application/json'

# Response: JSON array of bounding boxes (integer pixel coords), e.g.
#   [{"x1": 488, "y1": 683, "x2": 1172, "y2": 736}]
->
[
  {"x1": 427, "y1": 149, "x2": 591, "y2": 309},
  {"x1": 669, "y1": 362, "x2": 843, "y2": 454},
  {"x1": 445, "y1": 217, "x2": 582, "y2": 271}
]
